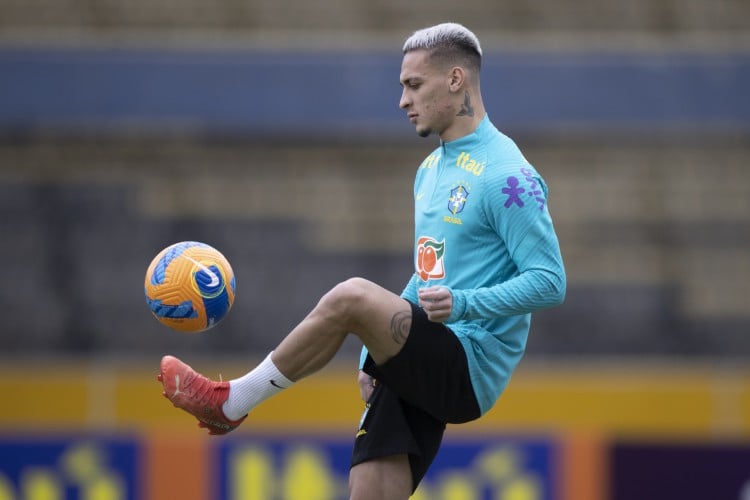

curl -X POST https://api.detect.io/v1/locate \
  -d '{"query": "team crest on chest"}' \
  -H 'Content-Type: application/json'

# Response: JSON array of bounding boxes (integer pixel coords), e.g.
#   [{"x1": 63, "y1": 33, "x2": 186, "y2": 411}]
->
[{"x1": 444, "y1": 182, "x2": 471, "y2": 225}]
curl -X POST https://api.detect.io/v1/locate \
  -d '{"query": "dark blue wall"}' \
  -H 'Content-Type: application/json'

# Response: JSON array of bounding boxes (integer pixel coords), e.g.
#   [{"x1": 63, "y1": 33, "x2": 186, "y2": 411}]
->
[{"x1": 2, "y1": 47, "x2": 748, "y2": 137}]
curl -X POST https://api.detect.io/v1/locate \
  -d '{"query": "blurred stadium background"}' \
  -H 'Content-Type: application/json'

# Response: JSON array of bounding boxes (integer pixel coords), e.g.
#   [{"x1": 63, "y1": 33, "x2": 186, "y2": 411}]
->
[{"x1": 1, "y1": 1, "x2": 749, "y2": 499}]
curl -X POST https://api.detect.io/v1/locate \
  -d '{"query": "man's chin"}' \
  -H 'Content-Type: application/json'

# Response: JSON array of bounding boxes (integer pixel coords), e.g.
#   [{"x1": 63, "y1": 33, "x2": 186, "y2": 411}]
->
[{"x1": 416, "y1": 126, "x2": 431, "y2": 138}]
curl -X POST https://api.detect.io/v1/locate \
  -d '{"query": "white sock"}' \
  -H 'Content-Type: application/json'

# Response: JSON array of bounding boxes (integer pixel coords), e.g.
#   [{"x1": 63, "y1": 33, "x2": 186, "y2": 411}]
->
[{"x1": 222, "y1": 351, "x2": 294, "y2": 421}]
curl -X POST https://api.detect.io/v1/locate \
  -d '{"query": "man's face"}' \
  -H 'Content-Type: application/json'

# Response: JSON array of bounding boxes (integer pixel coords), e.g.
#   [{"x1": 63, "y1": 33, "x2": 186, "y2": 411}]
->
[{"x1": 399, "y1": 50, "x2": 454, "y2": 138}]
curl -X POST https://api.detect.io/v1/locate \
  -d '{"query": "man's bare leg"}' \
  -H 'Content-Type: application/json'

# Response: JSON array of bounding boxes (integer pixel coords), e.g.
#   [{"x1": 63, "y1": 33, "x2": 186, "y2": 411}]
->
[
  {"x1": 272, "y1": 277, "x2": 412, "y2": 380},
  {"x1": 221, "y1": 277, "x2": 412, "y2": 420},
  {"x1": 349, "y1": 455, "x2": 412, "y2": 500}
]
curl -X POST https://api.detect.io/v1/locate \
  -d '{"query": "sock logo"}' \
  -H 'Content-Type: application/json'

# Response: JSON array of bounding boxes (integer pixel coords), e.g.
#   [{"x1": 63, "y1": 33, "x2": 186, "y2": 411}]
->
[{"x1": 269, "y1": 379, "x2": 287, "y2": 389}]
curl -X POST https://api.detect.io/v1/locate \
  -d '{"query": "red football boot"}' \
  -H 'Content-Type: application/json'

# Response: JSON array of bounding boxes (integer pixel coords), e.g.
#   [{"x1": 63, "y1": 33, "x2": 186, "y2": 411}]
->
[{"x1": 158, "y1": 355, "x2": 246, "y2": 435}]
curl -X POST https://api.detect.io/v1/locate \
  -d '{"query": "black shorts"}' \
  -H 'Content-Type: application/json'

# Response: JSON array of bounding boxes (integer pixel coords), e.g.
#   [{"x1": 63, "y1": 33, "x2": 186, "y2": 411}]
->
[{"x1": 351, "y1": 301, "x2": 481, "y2": 491}]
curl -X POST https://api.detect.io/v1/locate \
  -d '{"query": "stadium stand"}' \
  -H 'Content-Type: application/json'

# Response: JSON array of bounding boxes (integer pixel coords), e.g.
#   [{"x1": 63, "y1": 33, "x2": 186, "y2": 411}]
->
[
  {"x1": 0, "y1": 0, "x2": 748, "y2": 358},
  {"x1": 0, "y1": 0, "x2": 749, "y2": 32}
]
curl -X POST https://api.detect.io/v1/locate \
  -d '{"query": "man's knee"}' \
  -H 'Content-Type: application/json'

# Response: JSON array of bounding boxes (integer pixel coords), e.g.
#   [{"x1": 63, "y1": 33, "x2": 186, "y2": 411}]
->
[{"x1": 317, "y1": 277, "x2": 372, "y2": 326}]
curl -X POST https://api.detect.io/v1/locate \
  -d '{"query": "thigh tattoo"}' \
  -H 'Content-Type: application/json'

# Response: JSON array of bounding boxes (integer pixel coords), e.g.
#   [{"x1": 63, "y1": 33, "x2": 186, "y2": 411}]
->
[{"x1": 390, "y1": 310, "x2": 411, "y2": 344}]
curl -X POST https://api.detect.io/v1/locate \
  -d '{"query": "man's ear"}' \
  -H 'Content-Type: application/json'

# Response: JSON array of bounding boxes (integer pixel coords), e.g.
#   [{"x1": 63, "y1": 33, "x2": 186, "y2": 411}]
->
[{"x1": 449, "y1": 66, "x2": 466, "y2": 92}]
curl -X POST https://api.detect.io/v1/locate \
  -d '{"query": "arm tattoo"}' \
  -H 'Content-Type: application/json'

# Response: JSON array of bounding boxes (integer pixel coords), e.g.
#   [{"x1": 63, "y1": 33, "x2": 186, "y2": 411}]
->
[
  {"x1": 457, "y1": 91, "x2": 474, "y2": 117},
  {"x1": 390, "y1": 310, "x2": 411, "y2": 345}
]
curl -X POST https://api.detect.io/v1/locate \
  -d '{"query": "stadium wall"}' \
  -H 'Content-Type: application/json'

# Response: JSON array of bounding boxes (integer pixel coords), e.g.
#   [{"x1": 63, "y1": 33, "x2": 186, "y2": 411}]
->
[
  {"x1": 1, "y1": 137, "x2": 749, "y2": 358},
  {"x1": 1, "y1": 47, "x2": 748, "y2": 137}
]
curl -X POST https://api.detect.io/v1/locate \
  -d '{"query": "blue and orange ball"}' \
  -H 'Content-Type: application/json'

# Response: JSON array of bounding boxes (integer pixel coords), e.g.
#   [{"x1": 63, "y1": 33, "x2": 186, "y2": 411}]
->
[{"x1": 144, "y1": 241, "x2": 236, "y2": 333}]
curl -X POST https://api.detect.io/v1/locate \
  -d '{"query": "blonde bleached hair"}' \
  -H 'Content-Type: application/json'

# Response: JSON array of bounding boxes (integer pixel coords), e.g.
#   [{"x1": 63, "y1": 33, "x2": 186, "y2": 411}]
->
[{"x1": 402, "y1": 23, "x2": 483, "y2": 71}]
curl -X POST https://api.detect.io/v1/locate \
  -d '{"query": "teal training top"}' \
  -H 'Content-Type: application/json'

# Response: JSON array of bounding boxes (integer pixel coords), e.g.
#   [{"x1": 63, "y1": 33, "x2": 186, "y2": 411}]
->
[{"x1": 361, "y1": 115, "x2": 566, "y2": 415}]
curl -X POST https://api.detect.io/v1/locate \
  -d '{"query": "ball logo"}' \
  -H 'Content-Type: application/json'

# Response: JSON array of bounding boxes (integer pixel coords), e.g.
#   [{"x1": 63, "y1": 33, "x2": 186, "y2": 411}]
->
[
  {"x1": 416, "y1": 236, "x2": 446, "y2": 281},
  {"x1": 183, "y1": 255, "x2": 226, "y2": 299},
  {"x1": 184, "y1": 255, "x2": 221, "y2": 288}
]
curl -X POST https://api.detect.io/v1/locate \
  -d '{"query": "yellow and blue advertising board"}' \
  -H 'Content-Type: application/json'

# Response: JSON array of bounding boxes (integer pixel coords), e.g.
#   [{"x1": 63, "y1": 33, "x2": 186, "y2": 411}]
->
[{"x1": 3, "y1": 362, "x2": 750, "y2": 499}]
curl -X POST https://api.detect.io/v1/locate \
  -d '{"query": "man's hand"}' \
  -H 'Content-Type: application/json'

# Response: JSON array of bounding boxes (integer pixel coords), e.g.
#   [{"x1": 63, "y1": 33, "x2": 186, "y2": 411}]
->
[
  {"x1": 358, "y1": 370, "x2": 377, "y2": 402},
  {"x1": 418, "y1": 286, "x2": 453, "y2": 322}
]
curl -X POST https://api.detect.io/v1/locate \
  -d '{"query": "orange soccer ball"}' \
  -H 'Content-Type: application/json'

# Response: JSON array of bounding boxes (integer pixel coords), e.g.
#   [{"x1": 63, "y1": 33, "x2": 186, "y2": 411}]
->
[{"x1": 144, "y1": 241, "x2": 236, "y2": 333}]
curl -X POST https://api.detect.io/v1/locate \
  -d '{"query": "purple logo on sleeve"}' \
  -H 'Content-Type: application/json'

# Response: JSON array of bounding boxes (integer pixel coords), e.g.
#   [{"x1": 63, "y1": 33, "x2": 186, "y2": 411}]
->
[
  {"x1": 502, "y1": 168, "x2": 546, "y2": 211},
  {"x1": 520, "y1": 167, "x2": 546, "y2": 211},
  {"x1": 502, "y1": 176, "x2": 525, "y2": 208}
]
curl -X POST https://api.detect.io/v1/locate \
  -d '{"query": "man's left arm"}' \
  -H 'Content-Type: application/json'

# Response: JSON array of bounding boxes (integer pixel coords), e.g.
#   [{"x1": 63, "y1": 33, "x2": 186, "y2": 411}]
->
[{"x1": 446, "y1": 167, "x2": 566, "y2": 322}]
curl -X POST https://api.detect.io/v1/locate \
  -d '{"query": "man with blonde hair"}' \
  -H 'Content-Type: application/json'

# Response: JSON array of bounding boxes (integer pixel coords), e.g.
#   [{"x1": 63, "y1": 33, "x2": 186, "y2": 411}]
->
[{"x1": 158, "y1": 22, "x2": 565, "y2": 499}]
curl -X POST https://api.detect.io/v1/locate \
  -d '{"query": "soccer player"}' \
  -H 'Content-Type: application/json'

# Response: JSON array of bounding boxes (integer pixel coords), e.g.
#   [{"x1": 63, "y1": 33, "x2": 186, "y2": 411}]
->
[{"x1": 158, "y1": 22, "x2": 566, "y2": 499}]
